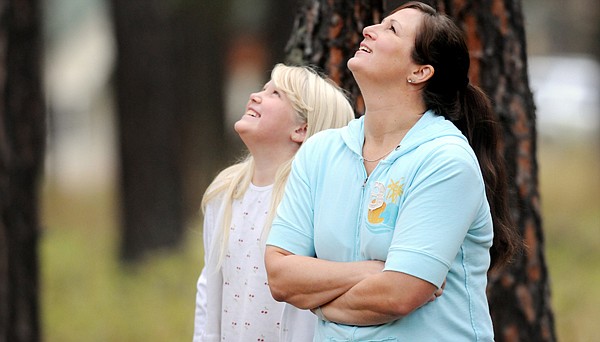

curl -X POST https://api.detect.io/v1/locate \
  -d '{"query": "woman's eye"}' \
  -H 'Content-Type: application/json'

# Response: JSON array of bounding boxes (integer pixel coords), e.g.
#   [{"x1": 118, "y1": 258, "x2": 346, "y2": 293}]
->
[{"x1": 389, "y1": 25, "x2": 396, "y2": 33}]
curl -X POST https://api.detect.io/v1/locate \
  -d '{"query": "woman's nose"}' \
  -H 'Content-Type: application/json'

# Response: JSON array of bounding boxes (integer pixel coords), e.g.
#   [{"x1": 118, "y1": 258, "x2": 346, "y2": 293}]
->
[{"x1": 363, "y1": 24, "x2": 376, "y2": 39}]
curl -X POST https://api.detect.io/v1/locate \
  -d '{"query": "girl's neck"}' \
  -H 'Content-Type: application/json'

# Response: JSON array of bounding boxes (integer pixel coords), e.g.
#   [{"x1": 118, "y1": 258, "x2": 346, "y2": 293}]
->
[
  {"x1": 249, "y1": 145, "x2": 298, "y2": 187},
  {"x1": 251, "y1": 161, "x2": 279, "y2": 187}
]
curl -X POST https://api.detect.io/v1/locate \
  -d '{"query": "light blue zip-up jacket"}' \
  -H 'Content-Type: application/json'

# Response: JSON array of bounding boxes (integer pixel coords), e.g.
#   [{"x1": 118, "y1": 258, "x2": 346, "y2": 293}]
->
[{"x1": 267, "y1": 110, "x2": 494, "y2": 341}]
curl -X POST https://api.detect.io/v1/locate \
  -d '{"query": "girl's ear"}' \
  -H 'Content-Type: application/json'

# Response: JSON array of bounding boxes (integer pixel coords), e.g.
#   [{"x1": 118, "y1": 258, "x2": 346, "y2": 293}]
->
[{"x1": 291, "y1": 123, "x2": 307, "y2": 143}]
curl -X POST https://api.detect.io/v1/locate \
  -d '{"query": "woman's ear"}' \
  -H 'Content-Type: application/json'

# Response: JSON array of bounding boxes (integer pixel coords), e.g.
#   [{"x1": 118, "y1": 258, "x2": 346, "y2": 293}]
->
[
  {"x1": 291, "y1": 123, "x2": 307, "y2": 143},
  {"x1": 410, "y1": 65, "x2": 434, "y2": 84}
]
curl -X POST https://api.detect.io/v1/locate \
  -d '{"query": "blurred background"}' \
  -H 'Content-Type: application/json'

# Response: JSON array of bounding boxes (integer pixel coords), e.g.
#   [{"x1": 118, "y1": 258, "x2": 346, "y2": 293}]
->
[{"x1": 40, "y1": 0, "x2": 599, "y2": 341}]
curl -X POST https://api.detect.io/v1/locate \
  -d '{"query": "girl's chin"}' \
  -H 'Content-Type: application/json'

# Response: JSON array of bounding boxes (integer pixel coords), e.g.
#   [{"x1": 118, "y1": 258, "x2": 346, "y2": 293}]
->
[
  {"x1": 234, "y1": 119, "x2": 257, "y2": 137},
  {"x1": 233, "y1": 120, "x2": 246, "y2": 134}
]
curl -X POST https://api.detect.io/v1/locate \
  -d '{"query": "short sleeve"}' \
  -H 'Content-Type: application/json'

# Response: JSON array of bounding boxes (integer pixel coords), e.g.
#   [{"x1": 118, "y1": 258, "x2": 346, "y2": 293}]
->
[
  {"x1": 384, "y1": 143, "x2": 487, "y2": 287},
  {"x1": 266, "y1": 142, "x2": 316, "y2": 257}
]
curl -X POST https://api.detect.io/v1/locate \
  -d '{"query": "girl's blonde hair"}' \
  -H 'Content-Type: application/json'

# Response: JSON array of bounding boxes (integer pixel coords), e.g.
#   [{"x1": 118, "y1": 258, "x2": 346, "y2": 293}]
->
[{"x1": 202, "y1": 64, "x2": 354, "y2": 268}]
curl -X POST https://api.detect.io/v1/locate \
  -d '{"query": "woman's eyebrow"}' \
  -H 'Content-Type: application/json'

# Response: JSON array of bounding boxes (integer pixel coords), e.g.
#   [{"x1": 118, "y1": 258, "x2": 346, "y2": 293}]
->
[
  {"x1": 381, "y1": 18, "x2": 402, "y2": 29},
  {"x1": 389, "y1": 19, "x2": 402, "y2": 29}
]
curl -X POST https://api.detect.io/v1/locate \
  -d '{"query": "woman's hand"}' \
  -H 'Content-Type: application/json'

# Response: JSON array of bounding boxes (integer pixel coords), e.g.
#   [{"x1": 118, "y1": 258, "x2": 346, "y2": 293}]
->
[{"x1": 426, "y1": 279, "x2": 446, "y2": 303}]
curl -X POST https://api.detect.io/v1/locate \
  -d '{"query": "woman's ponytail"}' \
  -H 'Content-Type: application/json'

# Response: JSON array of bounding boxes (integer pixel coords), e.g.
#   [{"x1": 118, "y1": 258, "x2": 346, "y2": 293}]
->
[{"x1": 456, "y1": 84, "x2": 522, "y2": 269}]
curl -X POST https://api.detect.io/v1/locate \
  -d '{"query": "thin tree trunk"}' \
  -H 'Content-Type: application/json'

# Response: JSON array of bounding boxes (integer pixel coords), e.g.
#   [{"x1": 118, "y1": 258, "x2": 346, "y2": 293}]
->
[
  {"x1": 285, "y1": 0, "x2": 556, "y2": 340},
  {"x1": 172, "y1": 1, "x2": 230, "y2": 220},
  {"x1": 265, "y1": 0, "x2": 298, "y2": 67},
  {"x1": 0, "y1": 0, "x2": 44, "y2": 340},
  {"x1": 111, "y1": 0, "x2": 184, "y2": 261}
]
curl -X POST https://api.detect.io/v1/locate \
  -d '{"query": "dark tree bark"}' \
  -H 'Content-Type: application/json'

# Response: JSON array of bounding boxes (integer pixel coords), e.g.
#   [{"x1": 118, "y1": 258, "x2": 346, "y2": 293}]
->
[
  {"x1": 171, "y1": 1, "x2": 230, "y2": 220},
  {"x1": 0, "y1": 0, "x2": 44, "y2": 341},
  {"x1": 285, "y1": 0, "x2": 556, "y2": 340},
  {"x1": 264, "y1": 0, "x2": 298, "y2": 67},
  {"x1": 111, "y1": 0, "x2": 184, "y2": 261},
  {"x1": 111, "y1": 0, "x2": 231, "y2": 261},
  {"x1": 285, "y1": 0, "x2": 385, "y2": 116},
  {"x1": 438, "y1": 1, "x2": 556, "y2": 340}
]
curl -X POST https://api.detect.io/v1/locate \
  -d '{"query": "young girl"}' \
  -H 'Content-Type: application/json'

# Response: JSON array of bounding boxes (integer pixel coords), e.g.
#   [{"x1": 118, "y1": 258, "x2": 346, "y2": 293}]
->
[{"x1": 193, "y1": 64, "x2": 355, "y2": 341}]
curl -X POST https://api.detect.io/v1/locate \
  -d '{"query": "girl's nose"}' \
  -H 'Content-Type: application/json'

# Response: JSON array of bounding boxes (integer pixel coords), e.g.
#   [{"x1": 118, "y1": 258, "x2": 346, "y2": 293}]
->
[{"x1": 249, "y1": 93, "x2": 261, "y2": 103}]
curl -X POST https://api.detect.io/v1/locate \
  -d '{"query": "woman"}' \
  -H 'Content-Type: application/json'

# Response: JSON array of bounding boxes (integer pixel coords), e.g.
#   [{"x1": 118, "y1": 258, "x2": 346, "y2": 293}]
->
[
  {"x1": 265, "y1": 2, "x2": 521, "y2": 341},
  {"x1": 193, "y1": 64, "x2": 358, "y2": 341}
]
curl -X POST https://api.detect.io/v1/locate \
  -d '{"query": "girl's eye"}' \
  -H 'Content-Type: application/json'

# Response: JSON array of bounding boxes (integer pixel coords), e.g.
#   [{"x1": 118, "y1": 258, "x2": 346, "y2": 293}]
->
[
  {"x1": 389, "y1": 25, "x2": 396, "y2": 33},
  {"x1": 272, "y1": 90, "x2": 281, "y2": 97}
]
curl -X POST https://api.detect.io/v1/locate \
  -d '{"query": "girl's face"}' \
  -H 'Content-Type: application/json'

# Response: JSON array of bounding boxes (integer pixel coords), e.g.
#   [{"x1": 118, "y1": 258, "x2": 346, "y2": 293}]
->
[
  {"x1": 234, "y1": 80, "x2": 305, "y2": 148},
  {"x1": 348, "y1": 8, "x2": 423, "y2": 83}
]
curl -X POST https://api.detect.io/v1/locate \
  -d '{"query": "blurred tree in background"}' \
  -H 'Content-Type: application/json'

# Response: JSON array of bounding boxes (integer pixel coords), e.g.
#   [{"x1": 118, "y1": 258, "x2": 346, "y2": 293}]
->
[
  {"x1": 0, "y1": 0, "x2": 44, "y2": 340},
  {"x1": 111, "y1": 0, "x2": 186, "y2": 261},
  {"x1": 287, "y1": 0, "x2": 555, "y2": 340},
  {"x1": 111, "y1": 1, "x2": 237, "y2": 261},
  {"x1": 110, "y1": 0, "x2": 297, "y2": 262}
]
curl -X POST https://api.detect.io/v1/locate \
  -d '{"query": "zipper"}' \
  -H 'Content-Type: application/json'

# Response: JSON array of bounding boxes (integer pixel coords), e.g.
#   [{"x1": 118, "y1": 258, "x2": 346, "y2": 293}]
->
[{"x1": 356, "y1": 163, "x2": 370, "y2": 260}]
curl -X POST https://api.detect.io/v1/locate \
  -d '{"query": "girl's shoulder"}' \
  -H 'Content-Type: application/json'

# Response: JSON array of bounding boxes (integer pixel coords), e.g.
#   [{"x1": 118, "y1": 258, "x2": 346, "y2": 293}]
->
[{"x1": 202, "y1": 161, "x2": 251, "y2": 210}]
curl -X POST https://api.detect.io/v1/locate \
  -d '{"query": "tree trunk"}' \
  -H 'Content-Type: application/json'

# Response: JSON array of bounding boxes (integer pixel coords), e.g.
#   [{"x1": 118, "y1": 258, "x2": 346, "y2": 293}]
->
[
  {"x1": 0, "y1": 0, "x2": 44, "y2": 341},
  {"x1": 264, "y1": 0, "x2": 298, "y2": 67},
  {"x1": 285, "y1": 0, "x2": 556, "y2": 340},
  {"x1": 171, "y1": 1, "x2": 230, "y2": 220},
  {"x1": 111, "y1": 0, "x2": 184, "y2": 261},
  {"x1": 285, "y1": 0, "x2": 385, "y2": 116},
  {"x1": 439, "y1": 1, "x2": 556, "y2": 340}
]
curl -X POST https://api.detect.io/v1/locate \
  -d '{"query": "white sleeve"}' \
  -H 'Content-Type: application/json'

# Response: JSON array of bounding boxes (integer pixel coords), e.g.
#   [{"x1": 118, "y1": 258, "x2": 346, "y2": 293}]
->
[
  {"x1": 193, "y1": 199, "x2": 222, "y2": 341},
  {"x1": 193, "y1": 267, "x2": 208, "y2": 341}
]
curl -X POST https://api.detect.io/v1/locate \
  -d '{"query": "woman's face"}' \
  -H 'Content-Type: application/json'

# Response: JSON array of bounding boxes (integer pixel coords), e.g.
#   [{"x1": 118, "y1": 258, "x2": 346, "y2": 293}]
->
[
  {"x1": 348, "y1": 8, "x2": 424, "y2": 82},
  {"x1": 234, "y1": 80, "x2": 304, "y2": 148}
]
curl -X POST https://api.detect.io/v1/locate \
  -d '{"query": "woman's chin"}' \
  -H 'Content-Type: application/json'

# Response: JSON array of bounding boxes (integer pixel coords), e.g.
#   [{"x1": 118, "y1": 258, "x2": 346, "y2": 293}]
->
[
  {"x1": 347, "y1": 55, "x2": 358, "y2": 70},
  {"x1": 347, "y1": 56, "x2": 366, "y2": 76}
]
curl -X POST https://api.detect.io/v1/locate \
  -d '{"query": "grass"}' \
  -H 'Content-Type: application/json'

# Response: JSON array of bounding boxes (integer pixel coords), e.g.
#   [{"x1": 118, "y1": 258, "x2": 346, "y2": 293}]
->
[
  {"x1": 40, "y1": 185, "x2": 204, "y2": 341},
  {"x1": 538, "y1": 136, "x2": 600, "y2": 341},
  {"x1": 40, "y1": 136, "x2": 599, "y2": 341}
]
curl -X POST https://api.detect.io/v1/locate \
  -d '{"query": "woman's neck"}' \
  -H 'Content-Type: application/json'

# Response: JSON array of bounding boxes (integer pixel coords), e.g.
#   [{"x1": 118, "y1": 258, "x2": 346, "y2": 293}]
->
[
  {"x1": 363, "y1": 103, "x2": 425, "y2": 144},
  {"x1": 359, "y1": 79, "x2": 426, "y2": 136},
  {"x1": 360, "y1": 85, "x2": 425, "y2": 168}
]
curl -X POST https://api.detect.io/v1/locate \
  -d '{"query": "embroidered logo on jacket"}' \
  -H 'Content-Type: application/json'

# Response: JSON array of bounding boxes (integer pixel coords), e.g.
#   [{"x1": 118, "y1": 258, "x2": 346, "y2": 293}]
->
[{"x1": 367, "y1": 179, "x2": 404, "y2": 229}]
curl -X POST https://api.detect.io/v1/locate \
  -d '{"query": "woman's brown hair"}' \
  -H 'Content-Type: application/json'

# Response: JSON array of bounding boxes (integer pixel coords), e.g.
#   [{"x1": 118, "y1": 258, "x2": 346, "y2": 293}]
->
[{"x1": 396, "y1": 2, "x2": 522, "y2": 269}]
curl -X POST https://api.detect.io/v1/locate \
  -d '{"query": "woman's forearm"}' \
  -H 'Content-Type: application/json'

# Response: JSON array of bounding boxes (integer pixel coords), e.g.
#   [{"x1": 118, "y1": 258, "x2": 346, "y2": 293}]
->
[
  {"x1": 320, "y1": 270, "x2": 439, "y2": 326},
  {"x1": 264, "y1": 246, "x2": 384, "y2": 309}
]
